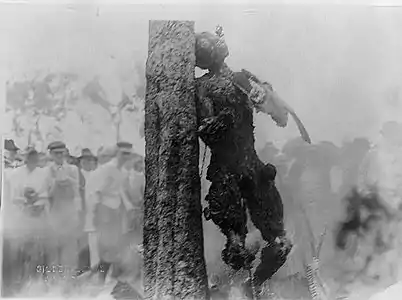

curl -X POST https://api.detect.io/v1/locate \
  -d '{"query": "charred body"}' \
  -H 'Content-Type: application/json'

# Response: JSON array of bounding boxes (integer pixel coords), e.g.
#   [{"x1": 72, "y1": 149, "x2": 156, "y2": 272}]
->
[{"x1": 195, "y1": 29, "x2": 293, "y2": 295}]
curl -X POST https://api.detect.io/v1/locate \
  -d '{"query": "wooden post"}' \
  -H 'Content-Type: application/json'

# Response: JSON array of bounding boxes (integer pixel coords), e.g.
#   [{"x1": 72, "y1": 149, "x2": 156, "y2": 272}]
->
[{"x1": 144, "y1": 20, "x2": 209, "y2": 300}]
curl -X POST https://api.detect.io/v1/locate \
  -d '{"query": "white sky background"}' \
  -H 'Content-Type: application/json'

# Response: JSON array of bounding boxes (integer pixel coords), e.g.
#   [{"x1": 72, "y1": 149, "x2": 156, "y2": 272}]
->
[{"x1": 1, "y1": 1, "x2": 402, "y2": 150}]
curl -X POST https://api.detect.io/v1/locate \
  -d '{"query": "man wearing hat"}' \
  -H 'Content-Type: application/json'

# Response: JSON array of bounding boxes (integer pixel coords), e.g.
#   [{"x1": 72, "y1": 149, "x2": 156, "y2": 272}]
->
[
  {"x1": 4, "y1": 139, "x2": 23, "y2": 169},
  {"x1": 9, "y1": 146, "x2": 49, "y2": 213},
  {"x1": 2, "y1": 146, "x2": 48, "y2": 294},
  {"x1": 45, "y1": 141, "x2": 82, "y2": 275},
  {"x1": 90, "y1": 141, "x2": 135, "y2": 284},
  {"x1": 76, "y1": 148, "x2": 97, "y2": 273},
  {"x1": 76, "y1": 145, "x2": 116, "y2": 277}
]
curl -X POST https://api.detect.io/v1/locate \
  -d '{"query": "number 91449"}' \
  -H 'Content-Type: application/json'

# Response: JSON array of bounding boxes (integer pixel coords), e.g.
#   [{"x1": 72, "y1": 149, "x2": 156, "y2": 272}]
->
[{"x1": 36, "y1": 265, "x2": 75, "y2": 275}]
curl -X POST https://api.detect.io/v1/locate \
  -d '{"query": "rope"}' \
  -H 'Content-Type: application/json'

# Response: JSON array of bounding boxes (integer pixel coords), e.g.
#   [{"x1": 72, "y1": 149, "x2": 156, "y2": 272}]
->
[{"x1": 199, "y1": 144, "x2": 208, "y2": 178}]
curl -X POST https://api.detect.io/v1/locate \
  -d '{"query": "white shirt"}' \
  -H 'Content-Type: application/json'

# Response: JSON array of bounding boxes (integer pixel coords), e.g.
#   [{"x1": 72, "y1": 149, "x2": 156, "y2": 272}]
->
[
  {"x1": 125, "y1": 169, "x2": 145, "y2": 208},
  {"x1": 9, "y1": 166, "x2": 48, "y2": 205},
  {"x1": 92, "y1": 158, "x2": 133, "y2": 210},
  {"x1": 45, "y1": 162, "x2": 82, "y2": 212},
  {"x1": 83, "y1": 170, "x2": 97, "y2": 232},
  {"x1": 81, "y1": 169, "x2": 92, "y2": 181}
]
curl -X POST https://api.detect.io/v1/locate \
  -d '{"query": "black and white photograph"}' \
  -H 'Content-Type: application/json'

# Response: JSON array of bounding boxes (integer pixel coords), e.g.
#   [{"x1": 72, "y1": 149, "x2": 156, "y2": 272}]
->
[{"x1": 1, "y1": 1, "x2": 402, "y2": 300}]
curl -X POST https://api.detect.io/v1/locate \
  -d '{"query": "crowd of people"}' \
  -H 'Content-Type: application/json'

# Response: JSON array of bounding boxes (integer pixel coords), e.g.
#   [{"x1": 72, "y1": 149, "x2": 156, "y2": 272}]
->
[
  {"x1": 254, "y1": 120, "x2": 402, "y2": 292},
  {"x1": 2, "y1": 138, "x2": 145, "y2": 296},
  {"x1": 3, "y1": 120, "x2": 402, "y2": 298}
]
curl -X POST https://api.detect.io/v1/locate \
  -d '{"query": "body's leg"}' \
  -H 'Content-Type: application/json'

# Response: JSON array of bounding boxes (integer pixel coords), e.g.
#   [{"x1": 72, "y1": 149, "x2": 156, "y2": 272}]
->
[
  {"x1": 203, "y1": 171, "x2": 253, "y2": 270},
  {"x1": 245, "y1": 165, "x2": 292, "y2": 293}
]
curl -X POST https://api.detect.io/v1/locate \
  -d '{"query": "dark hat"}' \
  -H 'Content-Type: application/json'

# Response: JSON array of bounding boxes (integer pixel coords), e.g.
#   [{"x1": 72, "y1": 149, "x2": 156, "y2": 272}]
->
[
  {"x1": 4, "y1": 139, "x2": 19, "y2": 151},
  {"x1": 79, "y1": 148, "x2": 96, "y2": 160},
  {"x1": 24, "y1": 146, "x2": 38, "y2": 156},
  {"x1": 116, "y1": 141, "x2": 133, "y2": 149},
  {"x1": 68, "y1": 155, "x2": 80, "y2": 166},
  {"x1": 48, "y1": 141, "x2": 66, "y2": 151}
]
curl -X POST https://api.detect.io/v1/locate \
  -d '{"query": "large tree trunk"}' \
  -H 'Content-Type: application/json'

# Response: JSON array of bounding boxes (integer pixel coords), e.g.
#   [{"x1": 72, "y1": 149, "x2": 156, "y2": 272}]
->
[{"x1": 143, "y1": 20, "x2": 209, "y2": 300}]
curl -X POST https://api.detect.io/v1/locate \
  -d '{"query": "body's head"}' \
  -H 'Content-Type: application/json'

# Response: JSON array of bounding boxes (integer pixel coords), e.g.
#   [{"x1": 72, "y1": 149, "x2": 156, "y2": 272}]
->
[
  {"x1": 48, "y1": 141, "x2": 67, "y2": 165},
  {"x1": 195, "y1": 31, "x2": 229, "y2": 73}
]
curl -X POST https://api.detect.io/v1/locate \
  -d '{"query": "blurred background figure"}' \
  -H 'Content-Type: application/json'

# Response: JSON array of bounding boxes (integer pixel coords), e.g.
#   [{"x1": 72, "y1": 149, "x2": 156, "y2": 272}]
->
[
  {"x1": 2, "y1": 146, "x2": 49, "y2": 296},
  {"x1": 4, "y1": 139, "x2": 23, "y2": 169},
  {"x1": 76, "y1": 148, "x2": 98, "y2": 275},
  {"x1": 79, "y1": 148, "x2": 97, "y2": 174},
  {"x1": 123, "y1": 152, "x2": 145, "y2": 234},
  {"x1": 46, "y1": 141, "x2": 82, "y2": 280},
  {"x1": 92, "y1": 142, "x2": 135, "y2": 285},
  {"x1": 333, "y1": 121, "x2": 402, "y2": 292},
  {"x1": 338, "y1": 138, "x2": 371, "y2": 199},
  {"x1": 97, "y1": 145, "x2": 117, "y2": 166},
  {"x1": 37, "y1": 152, "x2": 49, "y2": 168},
  {"x1": 358, "y1": 121, "x2": 402, "y2": 211}
]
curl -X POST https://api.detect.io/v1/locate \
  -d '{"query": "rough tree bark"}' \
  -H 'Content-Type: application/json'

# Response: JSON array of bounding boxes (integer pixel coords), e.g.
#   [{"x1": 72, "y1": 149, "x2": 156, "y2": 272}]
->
[{"x1": 143, "y1": 20, "x2": 209, "y2": 300}]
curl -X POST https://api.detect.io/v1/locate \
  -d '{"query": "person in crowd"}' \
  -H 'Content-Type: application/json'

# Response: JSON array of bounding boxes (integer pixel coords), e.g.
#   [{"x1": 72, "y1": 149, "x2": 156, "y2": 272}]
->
[
  {"x1": 358, "y1": 121, "x2": 402, "y2": 210},
  {"x1": 91, "y1": 142, "x2": 135, "y2": 284},
  {"x1": 355, "y1": 121, "x2": 402, "y2": 281},
  {"x1": 2, "y1": 146, "x2": 48, "y2": 296},
  {"x1": 76, "y1": 148, "x2": 97, "y2": 274},
  {"x1": 4, "y1": 139, "x2": 23, "y2": 169},
  {"x1": 97, "y1": 145, "x2": 117, "y2": 165},
  {"x1": 37, "y1": 152, "x2": 49, "y2": 168},
  {"x1": 10, "y1": 146, "x2": 49, "y2": 215},
  {"x1": 338, "y1": 138, "x2": 371, "y2": 198},
  {"x1": 89, "y1": 155, "x2": 98, "y2": 171},
  {"x1": 76, "y1": 145, "x2": 117, "y2": 280},
  {"x1": 45, "y1": 141, "x2": 82, "y2": 280},
  {"x1": 123, "y1": 152, "x2": 145, "y2": 234}
]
